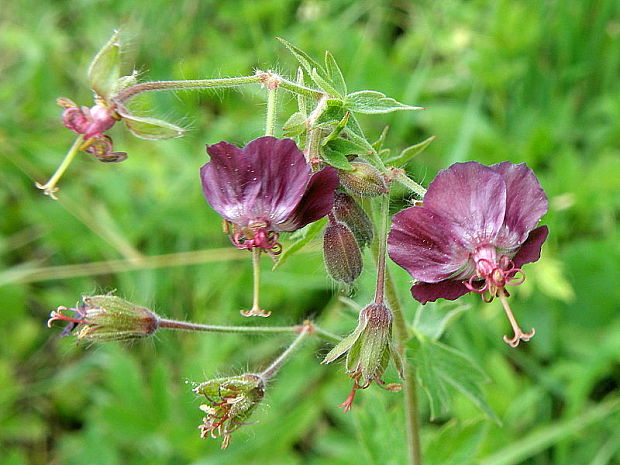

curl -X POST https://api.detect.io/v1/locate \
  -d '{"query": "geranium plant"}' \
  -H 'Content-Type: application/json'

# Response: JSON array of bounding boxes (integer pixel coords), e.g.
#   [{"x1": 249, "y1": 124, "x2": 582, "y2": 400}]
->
[{"x1": 44, "y1": 32, "x2": 548, "y2": 463}]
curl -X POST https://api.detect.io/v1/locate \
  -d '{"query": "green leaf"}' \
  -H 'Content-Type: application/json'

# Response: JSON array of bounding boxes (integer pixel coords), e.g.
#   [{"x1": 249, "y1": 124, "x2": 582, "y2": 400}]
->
[
  {"x1": 272, "y1": 218, "x2": 326, "y2": 271},
  {"x1": 282, "y1": 111, "x2": 306, "y2": 138},
  {"x1": 311, "y1": 68, "x2": 341, "y2": 97},
  {"x1": 372, "y1": 125, "x2": 390, "y2": 152},
  {"x1": 425, "y1": 420, "x2": 487, "y2": 465},
  {"x1": 321, "y1": 145, "x2": 354, "y2": 171},
  {"x1": 320, "y1": 111, "x2": 350, "y2": 145},
  {"x1": 88, "y1": 31, "x2": 122, "y2": 99},
  {"x1": 346, "y1": 90, "x2": 425, "y2": 114},
  {"x1": 386, "y1": 135, "x2": 436, "y2": 167},
  {"x1": 412, "y1": 301, "x2": 469, "y2": 341},
  {"x1": 120, "y1": 112, "x2": 185, "y2": 140},
  {"x1": 324, "y1": 51, "x2": 347, "y2": 96},
  {"x1": 295, "y1": 67, "x2": 309, "y2": 116},
  {"x1": 410, "y1": 337, "x2": 498, "y2": 422},
  {"x1": 276, "y1": 37, "x2": 325, "y2": 76}
]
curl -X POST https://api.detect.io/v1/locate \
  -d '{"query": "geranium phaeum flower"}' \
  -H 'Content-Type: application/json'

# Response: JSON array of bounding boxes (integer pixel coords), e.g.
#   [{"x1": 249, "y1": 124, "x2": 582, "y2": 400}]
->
[
  {"x1": 388, "y1": 161, "x2": 548, "y2": 347},
  {"x1": 200, "y1": 136, "x2": 339, "y2": 255}
]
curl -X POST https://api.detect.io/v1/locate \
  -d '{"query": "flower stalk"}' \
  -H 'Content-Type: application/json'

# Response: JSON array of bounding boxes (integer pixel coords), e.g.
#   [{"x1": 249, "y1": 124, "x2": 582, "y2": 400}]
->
[
  {"x1": 371, "y1": 201, "x2": 422, "y2": 465},
  {"x1": 35, "y1": 135, "x2": 84, "y2": 199},
  {"x1": 260, "y1": 323, "x2": 311, "y2": 379}
]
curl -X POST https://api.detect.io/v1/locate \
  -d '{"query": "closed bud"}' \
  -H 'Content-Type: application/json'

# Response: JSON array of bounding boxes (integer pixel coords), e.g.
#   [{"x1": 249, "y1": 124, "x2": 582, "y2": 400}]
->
[
  {"x1": 47, "y1": 295, "x2": 159, "y2": 342},
  {"x1": 323, "y1": 220, "x2": 363, "y2": 285},
  {"x1": 332, "y1": 192, "x2": 374, "y2": 247},
  {"x1": 193, "y1": 373, "x2": 265, "y2": 449},
  {"x1": 322, "y1": 303, "x2": 402, "y2": 412},
  {"x1": 339, "y1": 161, "x2": 389, "y2": 197}
]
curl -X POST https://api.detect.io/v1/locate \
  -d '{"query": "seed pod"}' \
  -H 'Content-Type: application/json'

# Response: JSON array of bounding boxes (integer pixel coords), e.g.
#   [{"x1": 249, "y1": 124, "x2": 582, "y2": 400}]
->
[
  {"x1": 339, "y1": 161, "x2": 389, "y2": 197},
  {"x1": 332, "y1": 192, "x2": 374, "y2": 247},
  {"x1": 323, "y1": 221, "x2": 363, "y2": 284}
]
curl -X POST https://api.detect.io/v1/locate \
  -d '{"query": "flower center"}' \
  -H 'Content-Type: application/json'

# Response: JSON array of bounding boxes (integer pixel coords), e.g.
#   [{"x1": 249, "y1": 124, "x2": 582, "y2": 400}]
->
[
  {"x1": 227, "y1": 222, "x2": 282, "y2": 256},
  {"x1": 464, "y1": 245, "x2": 525, "y2": 301}
]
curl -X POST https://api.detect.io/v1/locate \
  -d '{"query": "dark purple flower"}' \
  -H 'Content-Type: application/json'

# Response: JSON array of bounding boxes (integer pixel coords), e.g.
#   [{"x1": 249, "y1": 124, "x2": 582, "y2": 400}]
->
[
  {"x1": 200, "y1": 136, "x2": 339, "y2": 254},
  {"x1": 388, "y1": 161, "x2": 548, "y2": 347}
]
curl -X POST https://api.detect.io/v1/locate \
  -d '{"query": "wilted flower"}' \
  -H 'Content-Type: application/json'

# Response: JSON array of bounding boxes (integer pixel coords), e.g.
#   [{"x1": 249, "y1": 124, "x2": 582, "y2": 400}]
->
[
  {"x1": 193, "y1": 373, "x2": 265, "y2": 449},
  {"x1": 323, "y1": 218, "x2": 363, "y2": 285},
  {"x1": 322, "y1": 303, "x2": 402, "y2": 412},
  {"x1": 332, "y1": 191, "x2": 373, "y2": 247},
  {"x1": 38, "y1": 31, "x2": 185, "y2": 198},
  {"x1": 200, "y1": 136, "x2": 339, "y2": 255},
  {"x1": 47, "y1": 294, "x2": 159, "y2": 342},
  {"x1": 388, "y1": 161, "x2": 548, "y2": 347}
]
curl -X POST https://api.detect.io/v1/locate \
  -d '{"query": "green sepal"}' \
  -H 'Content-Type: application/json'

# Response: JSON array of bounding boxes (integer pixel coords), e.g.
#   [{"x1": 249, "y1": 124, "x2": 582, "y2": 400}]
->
[
  {"x1": 121, "y1": 112, "x2": 186, "y2": 140},
  {"x1": 88, "y1": 31, "x2": 122, "y2": 99},
  {"x1": 322, "y1": 143, "x2": 355, "y2": 171},
  {"x1": 386, "y1": 135, "x2": 436, "y2": 167},
  {"x1": 346, "y1": 90, "x2": 424, "y2": 114}
]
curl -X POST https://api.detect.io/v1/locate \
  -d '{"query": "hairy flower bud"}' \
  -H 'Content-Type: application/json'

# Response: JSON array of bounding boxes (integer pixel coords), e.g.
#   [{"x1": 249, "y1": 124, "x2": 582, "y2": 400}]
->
[
  {"x1": 339, "y1": 161, "x2": 389, "y2": 197},
  {"x1": 332, "y1": 192, "x2": 374, "y2": 247},
  {"x1": 323, "y1": 220, "x2": 363, "y2": 285},
  {"x1": 322, "y1": 303, "x2": 402, "y2": 411},
  {"x1": 47, "y1": 295, "x2": 159, "y2": 342},
  {"x1": 193, "y1": 373, "x2": 265, "y2": 449}
]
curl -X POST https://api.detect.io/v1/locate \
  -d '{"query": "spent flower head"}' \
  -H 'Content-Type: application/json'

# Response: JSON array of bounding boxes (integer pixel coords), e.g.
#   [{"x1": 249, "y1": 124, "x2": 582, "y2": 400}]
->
[
  {"x1": 322, "y1": 303, "x2": 402, "y2": 412},
  {"x1": 47, "y1": 294, "x2": 159, "y2": 342},
  {"x1": 193, "y1": 373, "x2": 265, "y2": 449},
  {"x1": 38, "y1": 31, "x2": 185, "y2": 198},
  {"x1": 200, "y1": 136, "x2": 339, "y2": 255},
  {"x1": 388, "y1": 161, "x2": 549, "y2": 347}
]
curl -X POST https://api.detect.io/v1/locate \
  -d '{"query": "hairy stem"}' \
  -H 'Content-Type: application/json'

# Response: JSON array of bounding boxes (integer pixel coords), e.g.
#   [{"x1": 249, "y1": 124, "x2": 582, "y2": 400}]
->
[
  {"x1": 264, "y1": 83, "x2": 278, "y2": 137},
  {"x1": 373, "y1": 194, "x2": 390, "y2": 305},
  {"x1": 158, "y1": 318, "x2": 340, "y2": 342},
  {"x1": 394, "y1": 170, "x2": 427, "y2": 198},
  {"x1": 260, "y1": 324, "x2": 311, "y2": 379},
  {"x1": 114, "y1": 75, "x2": 262, "y2": 103},
  {"x1": 370, "y1": 201, "x2": 422, "y2": 465},
  {"x1": 36, "y1": 135, "x2": 84, "y2": 199}
]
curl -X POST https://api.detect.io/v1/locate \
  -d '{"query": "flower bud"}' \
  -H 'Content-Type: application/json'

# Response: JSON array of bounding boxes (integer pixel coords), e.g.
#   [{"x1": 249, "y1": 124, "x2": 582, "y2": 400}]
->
[
  {"x1": 332, "y1": 192, "x2": 374, "y2": 247},
  {"x1": 193, "y1": 373, "x2": 265, "y2": 449},
  {"x1": 339, "y1": 161, "x2": 389, "y2": 197},
  {"x1": 47, "y1": 295, "x2": 159, "y2": 342},
  {"x1": 323, "y1": 221, "x2": 363, "y2": 285}
]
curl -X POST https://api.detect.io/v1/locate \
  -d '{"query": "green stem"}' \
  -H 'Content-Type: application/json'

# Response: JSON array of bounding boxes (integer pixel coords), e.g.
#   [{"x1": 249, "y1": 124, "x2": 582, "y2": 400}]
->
[
  {"x1": 277, "y1": 76, "x2": 325, "y2": 99},
  {"x1": 240, "y1": 248, "x2": 271, "y2": 317},
  {"x1": 114, "y1": 75, "x2": 262, "y2": 103},
  {"x1": 395, "y1": 170, "x2": 427, "y2": 198},
  {"x1": 265, "y1": 83, "x2": 278, "y2": 137},
  {"x1": 36, "y1": 135, "x2": 84, "y2": 199},
  {"x1": 157, "y1": 318, "x2": 340, "y2": 343},
  {"x1": 373, "y1": 194, "x2": 391, "y2": 304},
  {"x1": 370, "y1": 202, "x2": 422, "y2": 465},
  {"x1": 260, "y1": 324, "x2": 311, "y2": 379}
]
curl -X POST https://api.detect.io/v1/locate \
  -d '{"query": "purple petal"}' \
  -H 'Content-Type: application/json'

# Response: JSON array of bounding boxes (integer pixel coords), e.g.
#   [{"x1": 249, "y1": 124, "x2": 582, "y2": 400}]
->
[
  {"x1": 512, "y1": 225, "x2": 549, "y2": 267},
  {"x1": 491, "y1": 162, "x2": 548, "y2": 249},
  {"x1": 411, "y1": 280, "x2": 470, "y2": 304},
  {"x1": 388, "y1": 206, "x2": 470, "y2": 283},
  {"x1": 423, "y1": 162, "x2": 507, "y2": 247},
  {"x1": 276, "y1": 167, "x2": 339, "y2": 231},
  {"x1": 242, "y1": 137, "x2": 311, "y2": 224},
  {"x1": 200, "y1": 137, "x2": 312, "y2": 226},
  {"x1": 200, "y1": 141, "x2": 250, "y2": 223}
]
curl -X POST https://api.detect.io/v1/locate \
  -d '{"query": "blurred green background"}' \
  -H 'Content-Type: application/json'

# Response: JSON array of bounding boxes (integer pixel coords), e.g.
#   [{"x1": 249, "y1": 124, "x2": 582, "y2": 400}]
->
[{"x1": 2, "y1": 0, "x2": 620, "y2": 464}]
